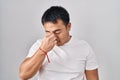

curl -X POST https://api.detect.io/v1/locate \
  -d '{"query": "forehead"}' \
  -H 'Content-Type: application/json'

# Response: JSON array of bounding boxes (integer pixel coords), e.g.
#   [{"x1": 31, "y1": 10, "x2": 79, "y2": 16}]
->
[{"x1": 43, "y1": 20, "x2": 66, "y2": 31}]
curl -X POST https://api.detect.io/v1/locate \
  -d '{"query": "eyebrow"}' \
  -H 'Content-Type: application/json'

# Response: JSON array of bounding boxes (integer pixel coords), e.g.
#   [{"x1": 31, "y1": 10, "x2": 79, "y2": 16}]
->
[{"x1": 45, "y1": 29, "x2": 61, "y2": 33}]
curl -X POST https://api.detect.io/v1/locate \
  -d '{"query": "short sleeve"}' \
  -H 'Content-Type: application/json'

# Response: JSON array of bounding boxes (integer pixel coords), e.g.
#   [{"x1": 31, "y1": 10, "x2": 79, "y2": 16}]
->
[
  {"x1": 85, "y1": 44, "x2": 98, "y2": 70},
  {"x1": 26, "y1": 39, "x2": 42, "y2": 58}
]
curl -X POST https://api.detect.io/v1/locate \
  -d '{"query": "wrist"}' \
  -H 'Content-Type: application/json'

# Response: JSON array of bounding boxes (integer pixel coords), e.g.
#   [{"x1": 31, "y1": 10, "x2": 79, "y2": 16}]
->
[
  {"x1": 39, "y1": 47, "x2": 50, "y2": 63},
  {"x1": 39, "y1": 48, "x2": 47, "y2": 55},
  {"x1": 39, "y1": 46, "x2": 48, "y2": 53}
]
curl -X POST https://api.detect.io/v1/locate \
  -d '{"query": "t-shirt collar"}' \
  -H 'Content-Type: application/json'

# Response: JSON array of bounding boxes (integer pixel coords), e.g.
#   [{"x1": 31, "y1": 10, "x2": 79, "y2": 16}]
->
[{"x1": 62, "y1": 35, "x2": 73, "y2": 46}]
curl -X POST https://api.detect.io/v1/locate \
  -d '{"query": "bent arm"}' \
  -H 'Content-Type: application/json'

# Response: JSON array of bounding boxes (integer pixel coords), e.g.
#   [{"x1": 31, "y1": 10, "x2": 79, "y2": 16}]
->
[
  {"x1": 19, "y1": 34, "x2": 57, "y2": 80},
  {"x1": 85, "y1": 69, "x2": 99, "y2": 80},
  {"x1": 19, "y1": 49, "x2": 45, "y2": 80}
]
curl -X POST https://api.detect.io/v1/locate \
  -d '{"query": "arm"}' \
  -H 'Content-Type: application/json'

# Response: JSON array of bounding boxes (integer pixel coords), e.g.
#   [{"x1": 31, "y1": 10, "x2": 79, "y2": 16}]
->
[
  {"x1": 19, "y1": 34, "x2": 57, "y2": 80},
  {"x1": 85, "y1": 69, "x2": 99, "y2": 80},
  {"x1": 19, "y1": 49, "x2": 45, "y2": 80}
]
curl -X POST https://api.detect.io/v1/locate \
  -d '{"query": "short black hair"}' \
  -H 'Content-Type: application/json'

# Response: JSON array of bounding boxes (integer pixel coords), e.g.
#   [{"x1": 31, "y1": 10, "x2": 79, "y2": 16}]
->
[{"x1": 41, "y1": 6, "x2": 70, "y2": 26}]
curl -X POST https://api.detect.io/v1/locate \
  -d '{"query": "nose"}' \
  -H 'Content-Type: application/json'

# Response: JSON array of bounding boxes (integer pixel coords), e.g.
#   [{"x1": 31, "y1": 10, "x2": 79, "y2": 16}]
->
[
  {"x1": 51, "y1": 32, "x2": 56, "y2": 36},
  {"x1": 51, "y1": 32, "x2": 58, "y2": 40},
  {"x1": 52, "y1": 32, "x2": 57, "y2": 36}
]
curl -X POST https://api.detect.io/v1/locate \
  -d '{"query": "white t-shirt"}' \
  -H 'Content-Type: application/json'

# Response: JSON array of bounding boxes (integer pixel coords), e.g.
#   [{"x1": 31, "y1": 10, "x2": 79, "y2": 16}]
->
[{"x1": 27, "y1": 37, "x2": 98, "y2": 80}]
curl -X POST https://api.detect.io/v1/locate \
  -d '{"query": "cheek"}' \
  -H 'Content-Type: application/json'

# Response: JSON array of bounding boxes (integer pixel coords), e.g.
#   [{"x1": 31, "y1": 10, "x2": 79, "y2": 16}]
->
[{"x1": 57, "y1": 33, "x2": 67, "y2": 41}]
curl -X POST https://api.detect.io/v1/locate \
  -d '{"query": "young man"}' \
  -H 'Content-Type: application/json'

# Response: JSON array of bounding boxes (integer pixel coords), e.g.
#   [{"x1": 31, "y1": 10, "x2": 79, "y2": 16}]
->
[{"x1": 19, "y1": 6, "x2": 99, "y2": 80}]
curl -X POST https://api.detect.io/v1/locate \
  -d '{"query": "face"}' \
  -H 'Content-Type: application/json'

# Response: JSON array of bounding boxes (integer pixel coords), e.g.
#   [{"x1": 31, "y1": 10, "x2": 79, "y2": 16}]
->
[{"x1": 43, "y1": 19, "x2": 71, "y2": 46}]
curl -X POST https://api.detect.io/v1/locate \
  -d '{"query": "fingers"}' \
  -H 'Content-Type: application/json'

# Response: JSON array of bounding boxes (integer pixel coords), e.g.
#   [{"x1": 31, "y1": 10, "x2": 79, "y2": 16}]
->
[
  {"x1": 54, "y1": 40, "x2": 57, "y2": 45},
  {"x1": 40, "y1": 33, "x2": 57, "y2": 52},
  {"x1": 45, "y1": 33, "x2": 51, "y2": 37},
  {"x1": 45, "y1": 33, "x2": 57, "y2": 42}
]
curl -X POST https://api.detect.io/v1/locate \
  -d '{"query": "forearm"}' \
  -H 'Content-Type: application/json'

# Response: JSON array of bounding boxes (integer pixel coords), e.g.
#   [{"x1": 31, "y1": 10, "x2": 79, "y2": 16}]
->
[
  {"x1": 19, "y1": 49, "x2": 45, "y2": 80},
  {"x1": 85, "y1": 69, "x2": 99, "y2": 80},
  {"x1": 19, "y1": 33, "x2": 57, "y2": 80},
  {"x1": 86, "y1": 76, "x2": 99, "y2": 80}
]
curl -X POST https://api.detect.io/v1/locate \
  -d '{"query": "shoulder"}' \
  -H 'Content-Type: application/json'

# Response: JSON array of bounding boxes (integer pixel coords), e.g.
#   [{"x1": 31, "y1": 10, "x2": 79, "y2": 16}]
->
[
  {"x1": 37, "y1": 38, "x2": 42, "y2": 43},
  {"x1": 30, "y1": 38, "x2": 42, "y2": 49},
  {"x1": 73, "y1": 38, "x2": 92, "y2": 52},
  {"x1": 34, "y1": 38, "x2": 42, "y2": 44},
  {"x1": 26, "y1": 38, "x2": 42, "y2": 57},
  {"x1": 73, "y1": 38, "x2": 90, "y2": 47}
]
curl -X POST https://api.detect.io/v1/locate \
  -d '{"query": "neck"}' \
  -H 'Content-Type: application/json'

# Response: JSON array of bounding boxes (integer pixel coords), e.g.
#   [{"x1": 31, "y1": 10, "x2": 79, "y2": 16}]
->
[{"x1": 65, "y1": 35, "x2": 71, "y2": 44}]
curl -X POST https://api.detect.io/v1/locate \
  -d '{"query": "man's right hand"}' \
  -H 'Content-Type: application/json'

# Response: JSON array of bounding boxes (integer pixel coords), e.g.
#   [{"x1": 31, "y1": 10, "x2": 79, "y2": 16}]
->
[{"x1": 40, "y1": 33, "x2": 57, "y2": 53}]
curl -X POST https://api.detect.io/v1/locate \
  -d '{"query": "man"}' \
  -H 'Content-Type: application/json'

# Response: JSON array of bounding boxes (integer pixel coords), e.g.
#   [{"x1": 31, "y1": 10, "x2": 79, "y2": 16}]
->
[{"x1": 19, "y1": 6, "x2": 99, "y2": 80}]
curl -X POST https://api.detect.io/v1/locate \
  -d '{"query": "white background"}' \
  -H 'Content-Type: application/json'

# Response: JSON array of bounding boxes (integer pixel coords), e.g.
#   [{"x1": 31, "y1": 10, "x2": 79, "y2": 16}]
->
[{"x1": 0, "y1": 0, "x2": 120, "y2": 80}]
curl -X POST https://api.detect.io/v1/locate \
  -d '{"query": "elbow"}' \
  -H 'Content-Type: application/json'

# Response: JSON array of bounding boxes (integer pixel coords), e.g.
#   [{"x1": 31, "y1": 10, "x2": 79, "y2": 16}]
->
[
  {"x1": 19, "y1": 71, "x2": 34, "y2": 80},
  {"x1": 19, "y1": 73, "x2": 24, "y2": 80},
  {"x1": 19, "y1": 71, "x2": 28, "y2": 80},
  {"x1": 19, "y1": 71, "x2": 33, "y2": 80},
  {"x1": 19, "y1": 58, "x2": 33, "y2": 80},
  {"x1": 19, "y1": 67, "x2": 30, "y2": 80},
  {"x1": 19, "y1": 67, "x2": 34, "y2": 80}
]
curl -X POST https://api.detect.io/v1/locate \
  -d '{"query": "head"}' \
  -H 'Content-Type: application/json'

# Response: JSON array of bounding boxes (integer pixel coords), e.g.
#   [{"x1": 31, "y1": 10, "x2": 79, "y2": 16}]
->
[{"x1": 41, "y1": 6, "x2": 71, "y2": 46}]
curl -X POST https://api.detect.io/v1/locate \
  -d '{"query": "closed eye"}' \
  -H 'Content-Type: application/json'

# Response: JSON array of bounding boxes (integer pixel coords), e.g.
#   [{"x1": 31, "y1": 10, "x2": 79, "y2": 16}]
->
[
  {"x1": 54, "y1": 29, "x2": 61, "y2": 34},
  {"x1": 45, "y1": 29, "x2": 61, "y2": 34},
  {"x1": 45, "y1": 31, "x2": 50, "y2": 33},
  {"x1": 55, "y1": 30, "x2": 61, "y2": 34}
]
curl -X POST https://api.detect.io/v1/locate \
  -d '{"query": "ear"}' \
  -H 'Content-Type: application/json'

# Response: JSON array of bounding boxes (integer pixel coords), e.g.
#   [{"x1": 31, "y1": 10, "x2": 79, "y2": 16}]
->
[{"x1": 67, "y1": 22, "x2": 71, "y2": 31}]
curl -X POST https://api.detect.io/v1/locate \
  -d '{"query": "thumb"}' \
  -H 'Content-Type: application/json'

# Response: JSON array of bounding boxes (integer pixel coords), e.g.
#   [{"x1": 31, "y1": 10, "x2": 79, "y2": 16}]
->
[{"x1": 54, "y1": 40, "x2": 57, "y2": 45}]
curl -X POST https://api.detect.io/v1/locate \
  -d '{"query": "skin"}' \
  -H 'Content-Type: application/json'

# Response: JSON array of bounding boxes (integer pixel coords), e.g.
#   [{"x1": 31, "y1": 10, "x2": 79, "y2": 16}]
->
[
  {"x1": 43, "y1": 19, "x2": 71, "y2": 47},
  {"x1": 19, "y1": 19, "x2": 99, "y2": 80},
  {"x1": 85, "y1": 69, "x2": 99, "y2": 80}
]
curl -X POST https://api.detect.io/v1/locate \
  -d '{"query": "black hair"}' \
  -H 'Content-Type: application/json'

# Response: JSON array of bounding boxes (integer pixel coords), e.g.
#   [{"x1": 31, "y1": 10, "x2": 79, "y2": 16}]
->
[{"x1": 41, "y1": 6, "x2": 70, "y2": 26}]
